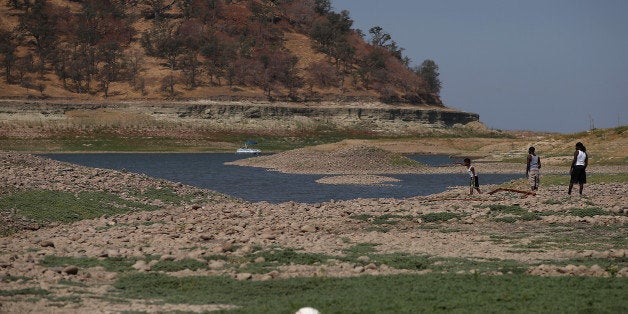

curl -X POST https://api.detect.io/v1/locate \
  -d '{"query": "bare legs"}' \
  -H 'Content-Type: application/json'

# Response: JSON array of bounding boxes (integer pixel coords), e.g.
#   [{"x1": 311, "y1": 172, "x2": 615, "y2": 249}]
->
[{"x1": 568, "y1": 182, "x2": 584, "y2": 195}]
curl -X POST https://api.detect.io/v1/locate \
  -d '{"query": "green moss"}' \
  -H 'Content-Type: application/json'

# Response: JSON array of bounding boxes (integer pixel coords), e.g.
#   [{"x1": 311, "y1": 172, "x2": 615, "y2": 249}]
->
[
  {"x1": 39, "y1": 256, "x2": 138, "y2": 273},
  {"x1": 569, "y1": 207, "x2": 609, "y2": 217},
  {"x1": 420, "y1": 212, "x2": 462, "y2": 222},
  {"x1": 0, "y1": 288, "x2": 49, "y2": 297},
  {"x1": 0, "y1": 190, "x2": 158, "y2": 224},
  {"x1": 112, "y1": 273, "x2": 628, "y2": 313},
  {"x1": 151, "y1": 259, "x2": 209, "y2": 272}
]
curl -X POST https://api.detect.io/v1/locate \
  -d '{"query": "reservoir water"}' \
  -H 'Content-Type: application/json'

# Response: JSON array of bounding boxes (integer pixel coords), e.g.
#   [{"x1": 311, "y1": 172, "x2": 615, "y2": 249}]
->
[{"x1": 42, "y1": 153, "x2": 520, "y2": 203}]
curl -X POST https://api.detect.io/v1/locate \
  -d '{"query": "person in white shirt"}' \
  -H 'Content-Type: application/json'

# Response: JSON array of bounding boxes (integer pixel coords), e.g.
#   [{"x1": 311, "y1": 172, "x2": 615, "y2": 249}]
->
[
  {"x1": 462, "y1": 158, "x2": 482, "y2": 195},
  {"x1": 568, "y1": 142, "x2": 588, "y2": 195},
  {"x1": 526, "y1": 146, "x2": 541, "y2": 191}
]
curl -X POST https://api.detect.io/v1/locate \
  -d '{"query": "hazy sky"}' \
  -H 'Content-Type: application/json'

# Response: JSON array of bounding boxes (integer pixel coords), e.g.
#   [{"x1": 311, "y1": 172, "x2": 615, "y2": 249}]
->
[{"x1": 332, "y1": 0, "x2": 627, "y2": 133}]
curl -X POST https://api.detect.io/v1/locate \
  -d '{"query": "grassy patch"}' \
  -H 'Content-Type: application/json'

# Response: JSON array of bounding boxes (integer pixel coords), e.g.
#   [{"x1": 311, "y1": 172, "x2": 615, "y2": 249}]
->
[
  {"x1": 515, "y1": 224, "x2": 627, "y2": 251},
  {"x1": 112, "y1": 273, "x2": 628, "y2": 313},
  {"x1": 493, "y1": 217, "x2": 517, "y2": 223},
  {"x1": 487, "y1": 204, "x2": 527, "y2": 215},
  {"x1": 342, "y1": 243, "x2": 379, "y2": 256},
  {"x1": 432, "y1": 257, "x2": 528, "y2": 274},
  {"x1": 247, "y1": 248, "x2": 330, "y2": 266},
  {"x1": 39, "y1": 256, "x2": 138, "y2": 273},
  {"x1": 57, "y1": 279, "x2": 88, "y2": 287},
  {"x1": 151, "y1": 259, "x2": 209, "y2": 272},
  {"x1": 129, "y1": 187, "x2": 198, "y2": 205},
  {"x1": 368, "y1": 253, "x2": 431, "y2": 271},
  {"x1": 0, "y1": 190, "x2": 158, "y2": 225},
  {"x1": 0, "y1": 275, "x2": 30, "y2": 282},
  {"x1": 547, "y1": 257, "x2": 628, "y2": 273},
  {"x1": 389, "y1": 154, "x2": 421, "y2": 167},
  {"x1": 350, "y1": 213, "x2": 413, "y2": 225},
  {"x1": 542, "y1": 199, "x2": 564, "y2": 205},
  {"x1": 569, "y1": 207, "x2": 610, "y2": 217},
  {"x1": 486, "y1": 205, "x2": 543, "y2": 222},
  {"x1": 0, "y1": 288, "x2": 49, "y2": 297},
  {"x1": 420, "y1": 212, "x2": 463, "y2": 222}
]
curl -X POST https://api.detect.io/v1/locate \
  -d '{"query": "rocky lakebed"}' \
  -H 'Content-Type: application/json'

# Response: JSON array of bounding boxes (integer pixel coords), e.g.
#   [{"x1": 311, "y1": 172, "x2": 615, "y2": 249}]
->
[{"x1": 0, "y1": 149, "x2": 626, "y2": 313}]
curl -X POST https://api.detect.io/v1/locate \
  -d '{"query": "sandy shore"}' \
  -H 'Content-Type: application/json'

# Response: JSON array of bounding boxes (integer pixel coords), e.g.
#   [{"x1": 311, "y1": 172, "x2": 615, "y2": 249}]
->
[{"x1": 1, "y1": 151, "x2": 627, "y2": 312}]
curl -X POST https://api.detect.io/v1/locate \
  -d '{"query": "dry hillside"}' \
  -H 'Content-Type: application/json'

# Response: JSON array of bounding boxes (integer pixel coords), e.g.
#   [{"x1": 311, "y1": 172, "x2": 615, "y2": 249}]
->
[{"x1": 0, "y1": 0, "x2": 440, "y2": 105}]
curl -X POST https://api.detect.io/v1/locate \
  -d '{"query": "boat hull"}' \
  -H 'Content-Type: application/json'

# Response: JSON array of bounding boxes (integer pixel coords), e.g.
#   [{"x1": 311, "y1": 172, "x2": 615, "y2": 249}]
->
[{"x1": 236, "y1": 148, "x2": 261, "y2": 154}]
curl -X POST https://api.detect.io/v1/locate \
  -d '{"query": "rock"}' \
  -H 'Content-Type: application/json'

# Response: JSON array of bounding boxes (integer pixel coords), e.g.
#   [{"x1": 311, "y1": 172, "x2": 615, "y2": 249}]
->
[
  {"x1": 589, "y1": 264, "x2": 607, "y2": 277},
  {"x1": 69, "y1": 234, "x2": 81, "y2": 242},
  {"x1": 296, "y1": 307, "x2": 320, "y2": 314},
  {"x1": 237, "y1": 245, "x2": 253, "y2": 254},
  {"x1": 267, "y1": 270, "x2": 280, "y2": 279},
  {"x1": 211, "y1": 242, "x2": 233, "y2": 253},
  {"x1": 357, "y1": 256, "x2": 370, "y2": 262},
  {"x1": 106, "y1": 249, "x2": 121, "y2": 258},
  {"x1": 40, "y1": 241, "x2": 54, "y2": 248},
  {"x1": 300, "y1": 225, "x2": 316, "y2": 233},
  {"x1": 364, "y1": 263, "x2": 377, "y2": 270},
  {"x1": 236, "y1": 273, "x2": 252, "y2": 281},
  {"x1": 160, "y1": 255, "x2": 176, "y2": 261},
  {"x1": 208, "y1": 260, "x2": 226, "y2": 270},
  {"x1": 254, "y1": 257, "x2": 266, "y2": 263},
  {"x1": 0, "y1": 259, "x2": 10, "y2": 268},
  {"x1": 199, "y1": 234, "x2": 213, "y2": 241},
  {"x1": 132, "y1": 260, "x2": 150, "y2": 272},
  {"x1": 211, "y1": 246, "x2": 225, "y2": 254},
  {"x1": 62, "y1": 266, "x2": 79, "y2": 275},
  {"x1": 261, "y1": 232, "x2": 276, "y2": 240}
]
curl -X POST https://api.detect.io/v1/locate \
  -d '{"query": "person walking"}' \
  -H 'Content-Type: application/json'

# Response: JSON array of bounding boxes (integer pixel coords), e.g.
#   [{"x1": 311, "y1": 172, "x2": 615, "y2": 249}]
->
[
  {"x1": 526, "y1": 146, "x2": 541, "y2": 191},
  {"x1": 462, "y1": 158, "x2": 482, "y2": 195},
  {"x1": 568, "y1": 142, "x2": 588, "y2": 195}
]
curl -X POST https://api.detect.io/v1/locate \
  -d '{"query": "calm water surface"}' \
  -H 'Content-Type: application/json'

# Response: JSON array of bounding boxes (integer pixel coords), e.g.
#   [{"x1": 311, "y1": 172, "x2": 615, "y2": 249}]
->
[{"x1": 42, "y1": 153, "x2": 520, "y2": 203}]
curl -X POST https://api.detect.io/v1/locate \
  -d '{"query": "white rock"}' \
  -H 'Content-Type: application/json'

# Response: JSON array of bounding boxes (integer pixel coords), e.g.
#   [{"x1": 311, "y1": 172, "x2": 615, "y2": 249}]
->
[{"x1": 296, "y1": 307, "x2": 320, "y2": 314}]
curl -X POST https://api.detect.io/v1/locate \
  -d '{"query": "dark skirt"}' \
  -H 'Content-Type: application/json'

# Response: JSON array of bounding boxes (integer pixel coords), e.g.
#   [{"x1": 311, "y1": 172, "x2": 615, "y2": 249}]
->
[
  {"x1": 469, "y1": 175, "x2": 479, "y2": 188},
  {"x1": 570, "y1": 165, "x2": 586, "y2": 184}
]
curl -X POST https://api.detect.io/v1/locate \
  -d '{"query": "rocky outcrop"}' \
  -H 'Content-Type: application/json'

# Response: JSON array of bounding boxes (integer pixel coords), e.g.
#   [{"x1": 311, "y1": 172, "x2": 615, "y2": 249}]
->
[
  {"x1": 180, "y1": 104, "x2": 479, "y2": 127},
  {"x1": 0, "y1": 99, "x2": 479, "y2": 128}
]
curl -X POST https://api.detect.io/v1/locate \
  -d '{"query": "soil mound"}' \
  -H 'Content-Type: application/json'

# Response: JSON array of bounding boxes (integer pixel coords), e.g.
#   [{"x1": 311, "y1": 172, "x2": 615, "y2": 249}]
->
[{"x1": 228, "y1": 145, "x2": 426, "y2": 174}]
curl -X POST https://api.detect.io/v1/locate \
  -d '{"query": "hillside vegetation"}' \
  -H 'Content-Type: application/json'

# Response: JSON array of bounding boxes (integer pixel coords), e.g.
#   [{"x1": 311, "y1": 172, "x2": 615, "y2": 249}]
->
[{"x1": 0, "y1": 0, "x2": 442, "y2": 105}]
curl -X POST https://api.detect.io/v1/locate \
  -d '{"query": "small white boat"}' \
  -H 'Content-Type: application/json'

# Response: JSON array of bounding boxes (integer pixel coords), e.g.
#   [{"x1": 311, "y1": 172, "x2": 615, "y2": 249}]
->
[{"x1": 236, "y1": 141, "x2": 261, "y2": 155}]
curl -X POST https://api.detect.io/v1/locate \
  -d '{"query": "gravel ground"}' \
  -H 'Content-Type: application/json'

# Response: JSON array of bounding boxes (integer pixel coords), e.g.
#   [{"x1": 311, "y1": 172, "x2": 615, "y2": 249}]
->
[{"x1": 1, "y1": 151, "x2": 626, "y2": 313}]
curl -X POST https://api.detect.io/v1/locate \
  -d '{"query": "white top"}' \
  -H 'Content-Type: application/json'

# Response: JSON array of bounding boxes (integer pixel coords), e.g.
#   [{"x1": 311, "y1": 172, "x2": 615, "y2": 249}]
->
[
  {"x1": 575, "y1": 150, "x2": 587, "y2": 166},
  {"x1": 467, "y1": 166, "x2": 476, "y2": 177},
  {"x1": 529, "y1": 155, "x2": 539, "y2": 171}
]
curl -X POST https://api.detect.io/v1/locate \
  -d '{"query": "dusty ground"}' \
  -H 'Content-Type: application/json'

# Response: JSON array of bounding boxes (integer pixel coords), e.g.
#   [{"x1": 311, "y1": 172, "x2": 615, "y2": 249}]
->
[{"x1": 0, "y1": 143, "x2": 626, "y2": 312}]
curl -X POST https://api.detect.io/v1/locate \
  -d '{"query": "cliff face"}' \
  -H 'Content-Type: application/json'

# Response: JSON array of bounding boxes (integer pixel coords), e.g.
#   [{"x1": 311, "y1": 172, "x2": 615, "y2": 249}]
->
[
  {"x1": 181, "y1": 104, "x2": 478, "y2": 127},
  {"x1": 0, "y1": 100, "x2": 478, "y2": 130},
  {"x1": 0, "y1": 101, "x2": 479, "y2": 138}
]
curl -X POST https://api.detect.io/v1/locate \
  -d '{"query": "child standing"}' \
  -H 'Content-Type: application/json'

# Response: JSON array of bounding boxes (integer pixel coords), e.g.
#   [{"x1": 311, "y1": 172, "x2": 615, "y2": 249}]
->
[
  {"x1": 462, "y1": 158, "x2": 482, "y2": 195},
  {"x1": 526, "y1": 146, "x2": 541, "y2": 191}
]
